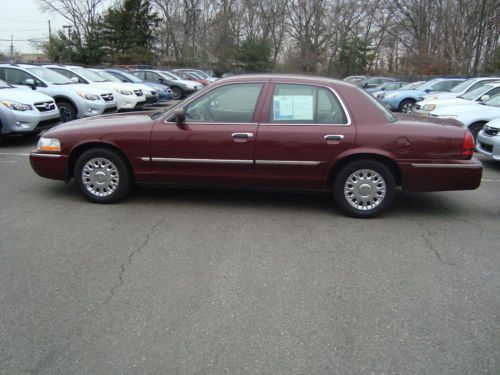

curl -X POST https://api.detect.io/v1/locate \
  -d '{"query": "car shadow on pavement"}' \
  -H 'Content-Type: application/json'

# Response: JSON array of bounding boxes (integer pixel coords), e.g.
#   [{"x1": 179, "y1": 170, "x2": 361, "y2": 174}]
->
[{"x1": 0, "y1": 134, "x2": 39, "y2": 149}]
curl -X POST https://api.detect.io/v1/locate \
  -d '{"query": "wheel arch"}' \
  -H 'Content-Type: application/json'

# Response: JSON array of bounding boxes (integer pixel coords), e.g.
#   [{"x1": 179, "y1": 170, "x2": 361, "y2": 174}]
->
[
  {"x1": 67, "y1": 142, "x2": 133, "y2": 180},
  {"x1": 53, "y1": 96, "x2": 78, "y2": 116},
  {"x1": 326, "y1": 153, "x2": 402, "y2": 188}
]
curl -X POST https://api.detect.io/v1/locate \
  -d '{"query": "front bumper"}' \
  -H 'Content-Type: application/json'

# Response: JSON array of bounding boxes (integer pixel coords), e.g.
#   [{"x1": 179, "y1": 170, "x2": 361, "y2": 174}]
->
[
  {"x1": 398, "y1": 158, "x2": 483, "y2": 192},
  {"x1": 477, "y1": 131, "x2": 500, "y2": 161},
  {"x1": 76, "y1": 100, "x2": 107, "y2": 118},
  {"x1": 145, "y1": 93, "x2": 160, "y2": 104},
  {"x1": 30, "y1": 152, "x2": 69, "y2": 181},
  {"x1": 1, "y1": 109, "x2": 60, "y2": 135}
]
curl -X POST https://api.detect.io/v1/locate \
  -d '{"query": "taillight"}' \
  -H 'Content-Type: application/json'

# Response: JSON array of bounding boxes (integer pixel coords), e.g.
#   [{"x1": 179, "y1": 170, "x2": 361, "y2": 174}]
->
[{"x1": 462, "y1": 130, "x2": 474, "y2": 159}]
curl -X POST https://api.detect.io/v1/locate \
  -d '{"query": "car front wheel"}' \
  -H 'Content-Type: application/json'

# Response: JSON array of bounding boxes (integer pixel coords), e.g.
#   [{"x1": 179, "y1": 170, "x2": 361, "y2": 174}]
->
[
  {"x1": 333, "y1": 160, "x2": 396, "y2": 218},
  {"x1": 171, "y1": 86, "x2": 184, "y2": 100},
  {"x1": 74, "y1": 148, "x2": 131, "y2": 203},
  {"x1": 399, "y1": 99, "x2": 415, "y2": 113}
]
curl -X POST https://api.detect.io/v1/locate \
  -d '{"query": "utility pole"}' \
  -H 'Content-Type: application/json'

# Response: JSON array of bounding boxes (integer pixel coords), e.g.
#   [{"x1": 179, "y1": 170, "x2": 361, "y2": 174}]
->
[
  {"x1": 10, "y1": 34, "x2": 14, "y2": 59},
  {"x1": 48, "y1": 20, "x2": 52, "y2": 52}
]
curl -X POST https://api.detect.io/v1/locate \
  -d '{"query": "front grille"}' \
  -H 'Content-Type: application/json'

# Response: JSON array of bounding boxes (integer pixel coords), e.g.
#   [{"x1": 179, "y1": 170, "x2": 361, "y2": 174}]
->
[
  {"x1": 480, "y1": 142, "x2": 493, "y2": 153},
  {"x1": 484, "y1": 126, "x2": 499, "y2": 136},
  {"x1": 103, "y1": 106, "x2": 117, "y2": 113},
  {"x1": 376, "y1": 94, "x2": 384, "y2": 99},
  {"x1": 134, "y1": 90, "x2": 144, "y2": 97},
  {"x1": 101, "y1": 93, "x2": 114, "y2": 102},
  {"x1": 34, "y1": 101, "x2": 56, "y2": 112},
  {"x1": 36, "y1": 117, "x2": 60, "y2": 130}
]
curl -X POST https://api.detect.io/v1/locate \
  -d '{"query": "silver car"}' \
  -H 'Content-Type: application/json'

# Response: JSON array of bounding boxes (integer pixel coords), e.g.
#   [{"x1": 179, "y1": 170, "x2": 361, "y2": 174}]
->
[
  {"x1": 0, "y1": 79, "x2": 60, "y2": 142},
  {"x1": 477, "y1": 118, "x2": 500, "y2": 161}
]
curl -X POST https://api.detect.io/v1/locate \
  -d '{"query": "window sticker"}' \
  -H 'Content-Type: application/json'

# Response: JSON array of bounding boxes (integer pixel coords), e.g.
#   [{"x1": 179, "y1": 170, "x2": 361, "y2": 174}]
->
[{"x1": 273, "y1": 95, "x2": 314, "y2": 121}]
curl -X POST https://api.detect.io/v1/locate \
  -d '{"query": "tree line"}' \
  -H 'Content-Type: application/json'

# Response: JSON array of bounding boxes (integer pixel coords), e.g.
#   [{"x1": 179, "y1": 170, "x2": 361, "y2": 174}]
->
[{"x1": 38, "y1": 0, "x2": 500, "y2": 76}]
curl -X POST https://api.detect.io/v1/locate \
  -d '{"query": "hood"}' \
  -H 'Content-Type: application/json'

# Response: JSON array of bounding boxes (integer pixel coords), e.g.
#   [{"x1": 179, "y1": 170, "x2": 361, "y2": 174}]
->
[
  {"x1": 63, "y1": 83, "x2": 113, "y2": 96},
  {"x1": 0, "y1": 87, "x2": 55, "y2": 104},
  {"x1": 382, "y1": 89, "x2": 421, "y2": 97},
  {"x1": 419, "y1": 98, "x2": 473, "y2": 108},
  {"x1": 431, "y1": 102, "x2": 494, "y2": 116},
  {"x1": 422, "y1": 92, "x2": 459, "y2": 100},
  {"x1": 47, "y1": 111, "x2": 156, "y2": 136}
]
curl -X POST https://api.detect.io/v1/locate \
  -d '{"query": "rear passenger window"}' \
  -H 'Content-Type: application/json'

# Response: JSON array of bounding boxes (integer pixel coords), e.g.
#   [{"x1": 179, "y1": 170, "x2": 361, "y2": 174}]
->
[{"x1": 270, "y1": 83, "x2": 347, "y2": 124}]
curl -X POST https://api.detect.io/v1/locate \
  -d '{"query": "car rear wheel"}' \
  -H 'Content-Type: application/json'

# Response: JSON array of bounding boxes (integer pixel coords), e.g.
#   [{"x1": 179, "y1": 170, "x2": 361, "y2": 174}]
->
[
  {"x1": 333, "y1": 160, "x2": 396, "y2": 218},
  {"x1": 74, "y1": 148, "x2": 131, "y2": 203},
  {"x1": 399, "y1": 99, "x2": 415, "y2": 113},
  {"x1": 171, "y1": 86, "x2": 184, "y2": 100},
  {"x1": 57, "y1": 101, "x2": 77, "y2": 122}
]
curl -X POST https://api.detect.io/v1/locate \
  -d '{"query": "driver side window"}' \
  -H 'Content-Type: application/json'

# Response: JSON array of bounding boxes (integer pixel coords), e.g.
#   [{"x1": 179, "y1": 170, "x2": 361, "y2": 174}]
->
[{"x1": 185, "y1": 83, "x2": 263, "y2": 123}]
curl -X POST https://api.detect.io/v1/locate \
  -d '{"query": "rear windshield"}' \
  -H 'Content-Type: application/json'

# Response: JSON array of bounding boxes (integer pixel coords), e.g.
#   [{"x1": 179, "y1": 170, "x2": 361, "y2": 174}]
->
[{"x1": 357, "y1": 87, "x2": 396, "y2": 122}]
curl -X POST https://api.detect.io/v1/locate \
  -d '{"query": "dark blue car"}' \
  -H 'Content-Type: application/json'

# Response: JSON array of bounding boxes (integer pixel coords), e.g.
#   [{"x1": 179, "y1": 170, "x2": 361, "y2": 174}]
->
[{"x1": 104, "y1": 69, "x2": 173, "y2": 102}]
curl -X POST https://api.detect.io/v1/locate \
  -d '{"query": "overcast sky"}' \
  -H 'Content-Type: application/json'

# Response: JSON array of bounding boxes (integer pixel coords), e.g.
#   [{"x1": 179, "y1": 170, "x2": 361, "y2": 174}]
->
[{"x1": 0, "y1": 0, "x2": 111, "y2": 55}]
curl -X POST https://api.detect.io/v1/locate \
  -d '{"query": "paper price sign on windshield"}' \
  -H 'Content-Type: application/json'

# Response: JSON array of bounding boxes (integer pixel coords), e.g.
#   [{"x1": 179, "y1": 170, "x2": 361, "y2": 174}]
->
[{"x1": 273, "y1": 95, "x2": 314, "y2": 121}]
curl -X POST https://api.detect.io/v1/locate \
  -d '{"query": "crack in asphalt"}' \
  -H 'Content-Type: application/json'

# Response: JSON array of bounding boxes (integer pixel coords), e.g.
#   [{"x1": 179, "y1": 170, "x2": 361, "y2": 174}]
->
[
  {"x1": 421, "y1": 226, "x2": 456, "y2": 266},
  {"x1": 104, "y1": 216, "x2": 167, "y2": 305}
]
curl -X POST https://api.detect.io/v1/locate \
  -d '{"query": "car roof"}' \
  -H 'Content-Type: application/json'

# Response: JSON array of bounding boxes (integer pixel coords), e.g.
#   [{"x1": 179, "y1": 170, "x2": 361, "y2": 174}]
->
[{"x1": 210, "y1": 74, "x2": 354, "y2": 88}]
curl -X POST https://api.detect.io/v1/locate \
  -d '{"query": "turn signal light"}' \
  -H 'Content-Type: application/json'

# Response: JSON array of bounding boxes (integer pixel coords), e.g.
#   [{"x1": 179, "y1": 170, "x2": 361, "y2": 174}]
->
[{"x1": 462, "y1": 130, "x2": 474, "y2": 159}]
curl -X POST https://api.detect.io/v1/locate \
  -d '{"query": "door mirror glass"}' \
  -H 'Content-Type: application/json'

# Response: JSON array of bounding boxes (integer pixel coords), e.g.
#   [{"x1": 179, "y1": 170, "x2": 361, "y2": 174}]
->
[
  {"x1": 71, "y1": 76, "x2": 79, "y2": 83},
  {"x1": 480, "y1": 95, "x2": 490, "y2": 102}
]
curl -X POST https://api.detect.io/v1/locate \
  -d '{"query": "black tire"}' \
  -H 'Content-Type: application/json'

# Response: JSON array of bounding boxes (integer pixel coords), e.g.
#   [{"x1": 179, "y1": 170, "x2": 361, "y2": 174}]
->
[
  {"x1": 57, "y1": 100, "x2": 77, "y2": 122},
  {"x1": 333, "y1": 160, "x2": 396, "y2": 218},
  {"x1": 469, "y1": 122, "x2": 485, "y2": 143},
  {"x1": 74, "y1": 148, "x2": 131, "y2": 204},
  {"x1": 0, "y1": 121, "x2": 3, "y2": 145},
  {"x1": 399, "y1": 99, "x2": 415, "y2": 113},
  {"x1": 171, "y1": 86, "x2": 184, "y2": 100}
]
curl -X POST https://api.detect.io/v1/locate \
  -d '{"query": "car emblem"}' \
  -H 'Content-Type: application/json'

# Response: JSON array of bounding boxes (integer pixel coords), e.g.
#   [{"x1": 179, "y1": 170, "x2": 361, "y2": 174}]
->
[{"x1": 44, "y1": 103, "x2": 52, "y2": 109}]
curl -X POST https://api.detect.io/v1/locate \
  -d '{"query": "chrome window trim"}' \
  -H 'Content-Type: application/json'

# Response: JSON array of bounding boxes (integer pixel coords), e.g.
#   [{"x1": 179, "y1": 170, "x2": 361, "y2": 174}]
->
[
  {"x1": 411, "y1": 163, "x2": 482, "y2": 169},
  {"x1": 31, "y1": 153, "x2": 62, "y2": 158},
  {"x1": 264, "y1": 82, "x2": 352, "y2": 126}
]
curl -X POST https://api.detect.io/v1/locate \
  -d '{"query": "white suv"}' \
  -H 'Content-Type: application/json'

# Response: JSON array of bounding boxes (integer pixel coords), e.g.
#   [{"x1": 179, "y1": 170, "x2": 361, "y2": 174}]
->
[{"x1": 0, "y1": 64, "x2": 117, "y2": 122}]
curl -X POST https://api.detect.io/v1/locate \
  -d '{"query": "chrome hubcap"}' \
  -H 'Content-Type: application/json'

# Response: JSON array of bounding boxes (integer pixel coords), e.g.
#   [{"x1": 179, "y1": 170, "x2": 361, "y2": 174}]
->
[
  {"x1": 344, "y1": 169, "x2": 386, "y2": 211},
  {"x1": 81, "y1": 158, "x2": 119, "y2": 197},
  {"x1": 402, "y1": 103, "x2": 414, "y2": 113}
]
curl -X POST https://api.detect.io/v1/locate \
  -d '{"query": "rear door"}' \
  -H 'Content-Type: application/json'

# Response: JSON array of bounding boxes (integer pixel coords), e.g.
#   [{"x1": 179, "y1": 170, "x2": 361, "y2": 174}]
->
[
  {"x1": 149, "y1": 81, "x2": 267, "y2": 186},
  {"x1": 254, "y1": 82, "x2": 356, "y2": 189}
]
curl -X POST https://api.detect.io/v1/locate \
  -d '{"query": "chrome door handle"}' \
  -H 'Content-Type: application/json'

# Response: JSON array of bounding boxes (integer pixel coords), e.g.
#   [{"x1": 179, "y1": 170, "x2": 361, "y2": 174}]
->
[
  {"x1": 232, "y1": 133, "x2": 254, "y2": 139},
  {"x1": 324, "y1": 135, "x2": 344, "y2": 141}
]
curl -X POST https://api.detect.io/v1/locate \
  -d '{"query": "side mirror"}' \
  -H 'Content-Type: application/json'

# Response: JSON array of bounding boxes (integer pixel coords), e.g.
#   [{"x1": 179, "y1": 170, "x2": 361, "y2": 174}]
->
[
  {"x1": 159, "y1": 78, "x2": 164, "y2": 83},
  {"x1": 425, "y1": 88, "x2": 433, "y2": 93},
  {"x1": 71, "y1": 76, "x2": 79, "y2": 84},
  {"x1": 174, "y1": 108, "x2": 185, "y2": 124},
  {"x1": 363, "y1": 83, "x2": 369, "y2": 87},
  {"x1": 25, "y1": 78, "x2": 36, "y2": 89},
  {"x1": 480, "y1": 95, "x2": 490, "y2": 102},
  {"x1": 381, "y1": 87, "x2": 386, "y2": 91}
]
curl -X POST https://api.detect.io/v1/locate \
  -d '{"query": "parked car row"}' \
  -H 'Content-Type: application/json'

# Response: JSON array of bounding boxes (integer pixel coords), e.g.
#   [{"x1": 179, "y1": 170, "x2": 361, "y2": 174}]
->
[{"x1": 0, "y1": 63, "x2": 217, "y2": 142}]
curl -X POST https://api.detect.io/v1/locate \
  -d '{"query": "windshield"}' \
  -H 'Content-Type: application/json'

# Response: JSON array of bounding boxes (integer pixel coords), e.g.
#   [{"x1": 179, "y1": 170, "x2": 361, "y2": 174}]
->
[
  {"x1": 418, "y1": 79, "x2": 442, "y2": 90},
  {"x1": 161, "y1": 71, "x2": 182, "y2": 80},
  {"x1": 460, "y1": 85, "x2": 493, "y2": 101},
  {"x1": 449, "y1": 79, "x2": 475, "y2": 93},
  {"x1": 72, "y1": 67, "x2": 109, "y2": 82},
  {"x1": 484, "y1": 93, "x2": 500, "y2": 107},
  {"x1": 94, "y1": 70, "x2": 121, "y2": 82},
  {"x1": 27, "y1": 67, "x2": 73, "y2": 85},
  {"x1": 111, "y1": 70, "x2": 143, "y2": 83},
  {"x1": 357, "y1": 87, "x2": 396, "y2": 122},
  {"x1": 193, "y1": 70, "x2": 210, "y2": 79},
  {"x1": 0, "y1": 79, "x2": 12, "y2": 88},
  {"x1": 400, "y1": 81, "x2": 424, "y2": 89}
]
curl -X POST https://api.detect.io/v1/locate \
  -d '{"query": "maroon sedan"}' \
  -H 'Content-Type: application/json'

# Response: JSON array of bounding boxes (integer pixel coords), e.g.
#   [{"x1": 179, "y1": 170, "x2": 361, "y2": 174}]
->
[{"x1": 30, "y1": 74, "x2": 481, "y2": 218}]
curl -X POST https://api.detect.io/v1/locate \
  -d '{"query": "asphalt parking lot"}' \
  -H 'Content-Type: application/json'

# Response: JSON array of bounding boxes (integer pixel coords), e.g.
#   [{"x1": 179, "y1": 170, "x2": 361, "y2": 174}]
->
[{"x1": 1, "y1": 107, "x2": 499, "y2": 374}]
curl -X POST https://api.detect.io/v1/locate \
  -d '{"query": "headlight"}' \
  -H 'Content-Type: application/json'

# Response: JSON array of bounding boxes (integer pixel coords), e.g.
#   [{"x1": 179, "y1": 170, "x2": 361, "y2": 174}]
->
[
  {"x1": 37, "y1": 137, "x2": 61, "y2": 152},
  {"x1": 384, "y1": 93, "x2": 399, "y2": 98},
  {"x1": 1, "y1": 100, "x2": 33, "y2": 111},
  {"x1": 114, "y1": 88, "x2": 133, "y2": 95},
  {"x1": 76, "y1": 91, "x2": 99, "y2": 101},
  {"x1": 153, "y1": 86, "x2": 164, "y2": 91},
  {"x1": 421, "y1": 104, "x2": 436, "y2": 111}
]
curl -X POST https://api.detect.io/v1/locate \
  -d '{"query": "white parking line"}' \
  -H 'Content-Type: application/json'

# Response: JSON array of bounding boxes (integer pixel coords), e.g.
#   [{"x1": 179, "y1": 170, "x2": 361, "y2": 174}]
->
[
  {"x1": 482, "y1": 179, "x2": 500, "y2": 182},
  {"x1": 0, "y1": 153, "x2": 29, "y2": 156}
]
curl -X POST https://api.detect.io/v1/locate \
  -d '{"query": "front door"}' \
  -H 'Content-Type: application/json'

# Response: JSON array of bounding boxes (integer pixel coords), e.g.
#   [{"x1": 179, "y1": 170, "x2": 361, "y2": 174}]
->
[
  {"x1": 254, "y1": 82, "x2": 356, "y2": 189},
  {"x1": 150, "y1": 82, "x2": 267, "y2": 186}
]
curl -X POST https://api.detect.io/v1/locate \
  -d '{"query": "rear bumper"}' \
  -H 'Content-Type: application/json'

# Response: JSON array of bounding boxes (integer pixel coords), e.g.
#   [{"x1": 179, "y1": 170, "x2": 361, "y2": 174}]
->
[
  {"x1": 399, "y1": 158, "x2": 482, "y2": 192},
  {"x1": 30, "y1": 152, "x2": 69, "y2": 181}
]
